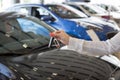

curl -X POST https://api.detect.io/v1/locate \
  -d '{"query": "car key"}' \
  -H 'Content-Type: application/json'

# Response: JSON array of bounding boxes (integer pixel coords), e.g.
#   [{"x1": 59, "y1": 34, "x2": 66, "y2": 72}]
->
[
  {"x1": 48, "y1": 37, "x2": 54, "y2": 48},
  {"x1": 48, "y1": 32, "x2": 60, "y2": 48}
]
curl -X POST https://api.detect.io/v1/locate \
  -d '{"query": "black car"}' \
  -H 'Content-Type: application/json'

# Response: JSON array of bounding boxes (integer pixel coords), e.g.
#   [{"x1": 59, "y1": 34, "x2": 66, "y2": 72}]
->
[
  {"x1": 0, "y1": 12, "x2": 57, "y2": 54},
  {"x1": 0, "y1": 12, "x2": 113, "y2": 80}
]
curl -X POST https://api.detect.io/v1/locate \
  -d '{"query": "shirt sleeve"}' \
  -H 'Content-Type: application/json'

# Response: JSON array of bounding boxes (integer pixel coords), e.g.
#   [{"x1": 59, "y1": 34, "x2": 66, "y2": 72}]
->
[{"x1": 67, "y1": 32, "x2": 120, "y2": 56}]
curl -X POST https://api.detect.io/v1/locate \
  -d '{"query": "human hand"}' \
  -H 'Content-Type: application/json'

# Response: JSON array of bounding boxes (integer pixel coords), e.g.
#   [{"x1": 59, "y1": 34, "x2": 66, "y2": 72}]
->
[{"x1": 50, "y1": 30, "x2": 70, "y2": 45}]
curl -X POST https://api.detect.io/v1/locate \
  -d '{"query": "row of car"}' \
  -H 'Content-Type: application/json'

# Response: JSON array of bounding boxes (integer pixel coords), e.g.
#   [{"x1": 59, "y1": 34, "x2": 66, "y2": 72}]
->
[
  {"x1": 65, "y1": 2, "x2": 120, "y2": 26},
  {"x1": 0, "y1": 11, "x2": 113, "y2": 80},
  {"x1": 4, "y1": 3, "x2": 120, "y2": 41},
  {"x1": 0, "y1": 3, "x2": 120, "y2": 80}
]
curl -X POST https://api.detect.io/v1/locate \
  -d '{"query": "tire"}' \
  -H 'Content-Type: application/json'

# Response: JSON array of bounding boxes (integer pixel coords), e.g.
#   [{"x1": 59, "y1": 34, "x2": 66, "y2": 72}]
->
[{"x1": 11, "y1": 50, "x2": 113, "y2": 80}]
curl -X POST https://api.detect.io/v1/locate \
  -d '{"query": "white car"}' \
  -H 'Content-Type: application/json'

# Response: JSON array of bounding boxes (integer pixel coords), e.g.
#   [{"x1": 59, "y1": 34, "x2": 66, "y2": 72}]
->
[
  {"x1": 78, "y1": 3, "x2": 120, "y2": 27},
  {"x1": 66, "y1": 2, "x2": 120, "y2": 27},
  {"x1": 94, "y1": 3, "x2": 120, "y2": 27},
  {"x1": 67, "y1": 3, "x2": 112, "y2": 19}
]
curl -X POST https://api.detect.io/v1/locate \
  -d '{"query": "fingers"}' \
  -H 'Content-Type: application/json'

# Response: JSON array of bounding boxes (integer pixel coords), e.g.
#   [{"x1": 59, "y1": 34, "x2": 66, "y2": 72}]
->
[
  {"x1": 49, "y1": 30, "x2": 69, "y2": 45},
  {"x1": 50, "y1": 32, "x2": 56, "y2": 37},
  {"x1": 50, "y1": 30, "x2": 63, "y2": 37}
]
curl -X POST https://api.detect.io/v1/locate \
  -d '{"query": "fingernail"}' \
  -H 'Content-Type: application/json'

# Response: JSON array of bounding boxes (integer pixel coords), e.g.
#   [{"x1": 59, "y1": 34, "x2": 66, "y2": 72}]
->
[{"x1": 50, "y1": 32, "x2": 55, "y2": 37}]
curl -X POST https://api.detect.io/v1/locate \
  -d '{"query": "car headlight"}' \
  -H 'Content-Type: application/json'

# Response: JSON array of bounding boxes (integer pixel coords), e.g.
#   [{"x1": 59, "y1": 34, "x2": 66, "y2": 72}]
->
[{"x1": 77, "y1": 21, "x2": 103, "y2": 32}]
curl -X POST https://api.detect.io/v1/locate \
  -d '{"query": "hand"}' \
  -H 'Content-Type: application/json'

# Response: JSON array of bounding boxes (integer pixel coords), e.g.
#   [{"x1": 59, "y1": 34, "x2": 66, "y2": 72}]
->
[{"x1": 50, "y1": 30, "x2": 70, "y2": 45}]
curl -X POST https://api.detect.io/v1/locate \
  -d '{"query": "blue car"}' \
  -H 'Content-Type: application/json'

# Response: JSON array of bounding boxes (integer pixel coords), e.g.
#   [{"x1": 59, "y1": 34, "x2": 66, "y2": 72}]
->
[
  {"x1": 45, "y1": 4, "x2": 120, "y2": 40},
  {"x1": 5, "y1": 4, "x2": 119, "y2": 40}
]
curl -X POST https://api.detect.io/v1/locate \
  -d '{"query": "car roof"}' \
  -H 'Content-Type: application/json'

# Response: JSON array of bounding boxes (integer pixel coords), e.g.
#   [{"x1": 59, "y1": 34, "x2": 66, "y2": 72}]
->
[
  {"x1": 0, "y1": 11, "x2": 25, "y2": 20},
  {"x1": 64, "y1": 2, "x2": 90, "y2": 5},
  {"x1": 9, "y1": 3, "x2": 44, "y2": 7}
]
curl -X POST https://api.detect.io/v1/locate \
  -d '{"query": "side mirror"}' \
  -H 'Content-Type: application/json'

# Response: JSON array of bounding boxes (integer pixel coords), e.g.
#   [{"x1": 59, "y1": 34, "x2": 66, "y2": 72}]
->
[
  {"x1": 41, "y1": 15, "x2": 55, "y2": 22},
  {"x1": 106, "y1": 31, "x2": 118, "y2": 39}
]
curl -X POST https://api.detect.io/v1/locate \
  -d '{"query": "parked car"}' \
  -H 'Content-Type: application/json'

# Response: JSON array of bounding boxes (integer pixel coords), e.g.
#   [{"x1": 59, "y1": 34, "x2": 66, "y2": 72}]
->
[
  {"x1": 4, "y1": 4, "x2": 91, "y2": 40},
  {"x1": 0, "y1": 49, "x2": 113, "y2": 80},
  {"x1": 0, "y1": 11, "x2": 58, "y2": 54},
  {"x1": 0, "y1": 11, "x2": 111, "y2": 80},
  {"x1": 0, "y1": 12, "x2": 119, "y2": 80},
  {"x1": 66, "y1": 3, "x2": 112, "y2": 20},
  {"x1": 96, "y1": 4, "x2": 120, "y2": 13},
  {"x1": 92, "y1": 3, "x2": 120, "y2": 27},
  {"x1": 45, "y1": 3, "x2": 120, "y2": 40},
  {"x1": 5, "y1": 4, "x2": 119, "y2": 41},
  {"x1": 67, "y1": 3, "x2": 120, "y2": 27}
]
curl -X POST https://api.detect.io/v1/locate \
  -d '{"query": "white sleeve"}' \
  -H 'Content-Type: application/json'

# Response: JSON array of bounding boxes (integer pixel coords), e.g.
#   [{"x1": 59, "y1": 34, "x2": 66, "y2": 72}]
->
[{"x1": 67, "y1": 32, "x2": 120, "y2": 56}]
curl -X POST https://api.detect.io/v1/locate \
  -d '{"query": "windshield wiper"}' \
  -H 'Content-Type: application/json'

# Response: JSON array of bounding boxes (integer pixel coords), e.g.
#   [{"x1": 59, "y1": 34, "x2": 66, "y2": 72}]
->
[
  {"x1": 0, "y1": 44, "x2": 13, "y2": 53},
  {"x1": 30, "y1": 44, "x2": 54, "y2": 53}
]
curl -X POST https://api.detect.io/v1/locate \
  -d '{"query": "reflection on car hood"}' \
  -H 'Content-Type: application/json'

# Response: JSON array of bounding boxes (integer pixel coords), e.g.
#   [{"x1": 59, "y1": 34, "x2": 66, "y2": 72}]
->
[
  {"x1": 70, "y1": 16, "x2": 109, "y2": 25},
  {"x1": 70, "y1": 16, "x2": 120, "y2": 30}
]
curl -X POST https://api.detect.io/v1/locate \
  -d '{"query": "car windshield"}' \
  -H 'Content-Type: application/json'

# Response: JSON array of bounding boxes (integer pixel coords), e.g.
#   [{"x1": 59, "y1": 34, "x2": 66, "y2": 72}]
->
[
  {"x1": 110, "y1": 5, "x2": 120, "y2": 12},
  {"x1": 0, "y1": 16, "x2": 55, "y2": 54},
  {"x1": 81, "y1": 4, "x2": 107, "y2": 14},
  {"x1": 46, "y1": 5, "x2": 87, "y2": 19}
]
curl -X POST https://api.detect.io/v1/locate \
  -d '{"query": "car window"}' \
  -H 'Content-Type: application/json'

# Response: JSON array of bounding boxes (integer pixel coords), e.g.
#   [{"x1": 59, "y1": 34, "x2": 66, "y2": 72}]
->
[
  {"x1": 46, "y1": 5, "x2": 81, "y2": 19},
  {"x1": 16, "y1": 7, "x2": 30, "y2": 16},
  {"x1": 37, "y1": 7, "x2": 49, "y2": 16},
  {"x1": 0, "y1": 17, "x2": 53, "y2": 54},
  {"x1": 17, "y1": 18, "x2": 50, "y2": 37},
  {"x1": 31, "y1": 7, "x2": 56, "y2": 22},
  {"x1": 19, "y1": 7, "x2": 30, "y2": 15},
  {"x1": 81, "y1": 4, "x2": 107, "y2": 14},
  {"x1": 69, "y1": 5, "x2": 83, "y2": 12},
  {"x1": 81, "y1": 5, "x2": 97, "y2": 14}
]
